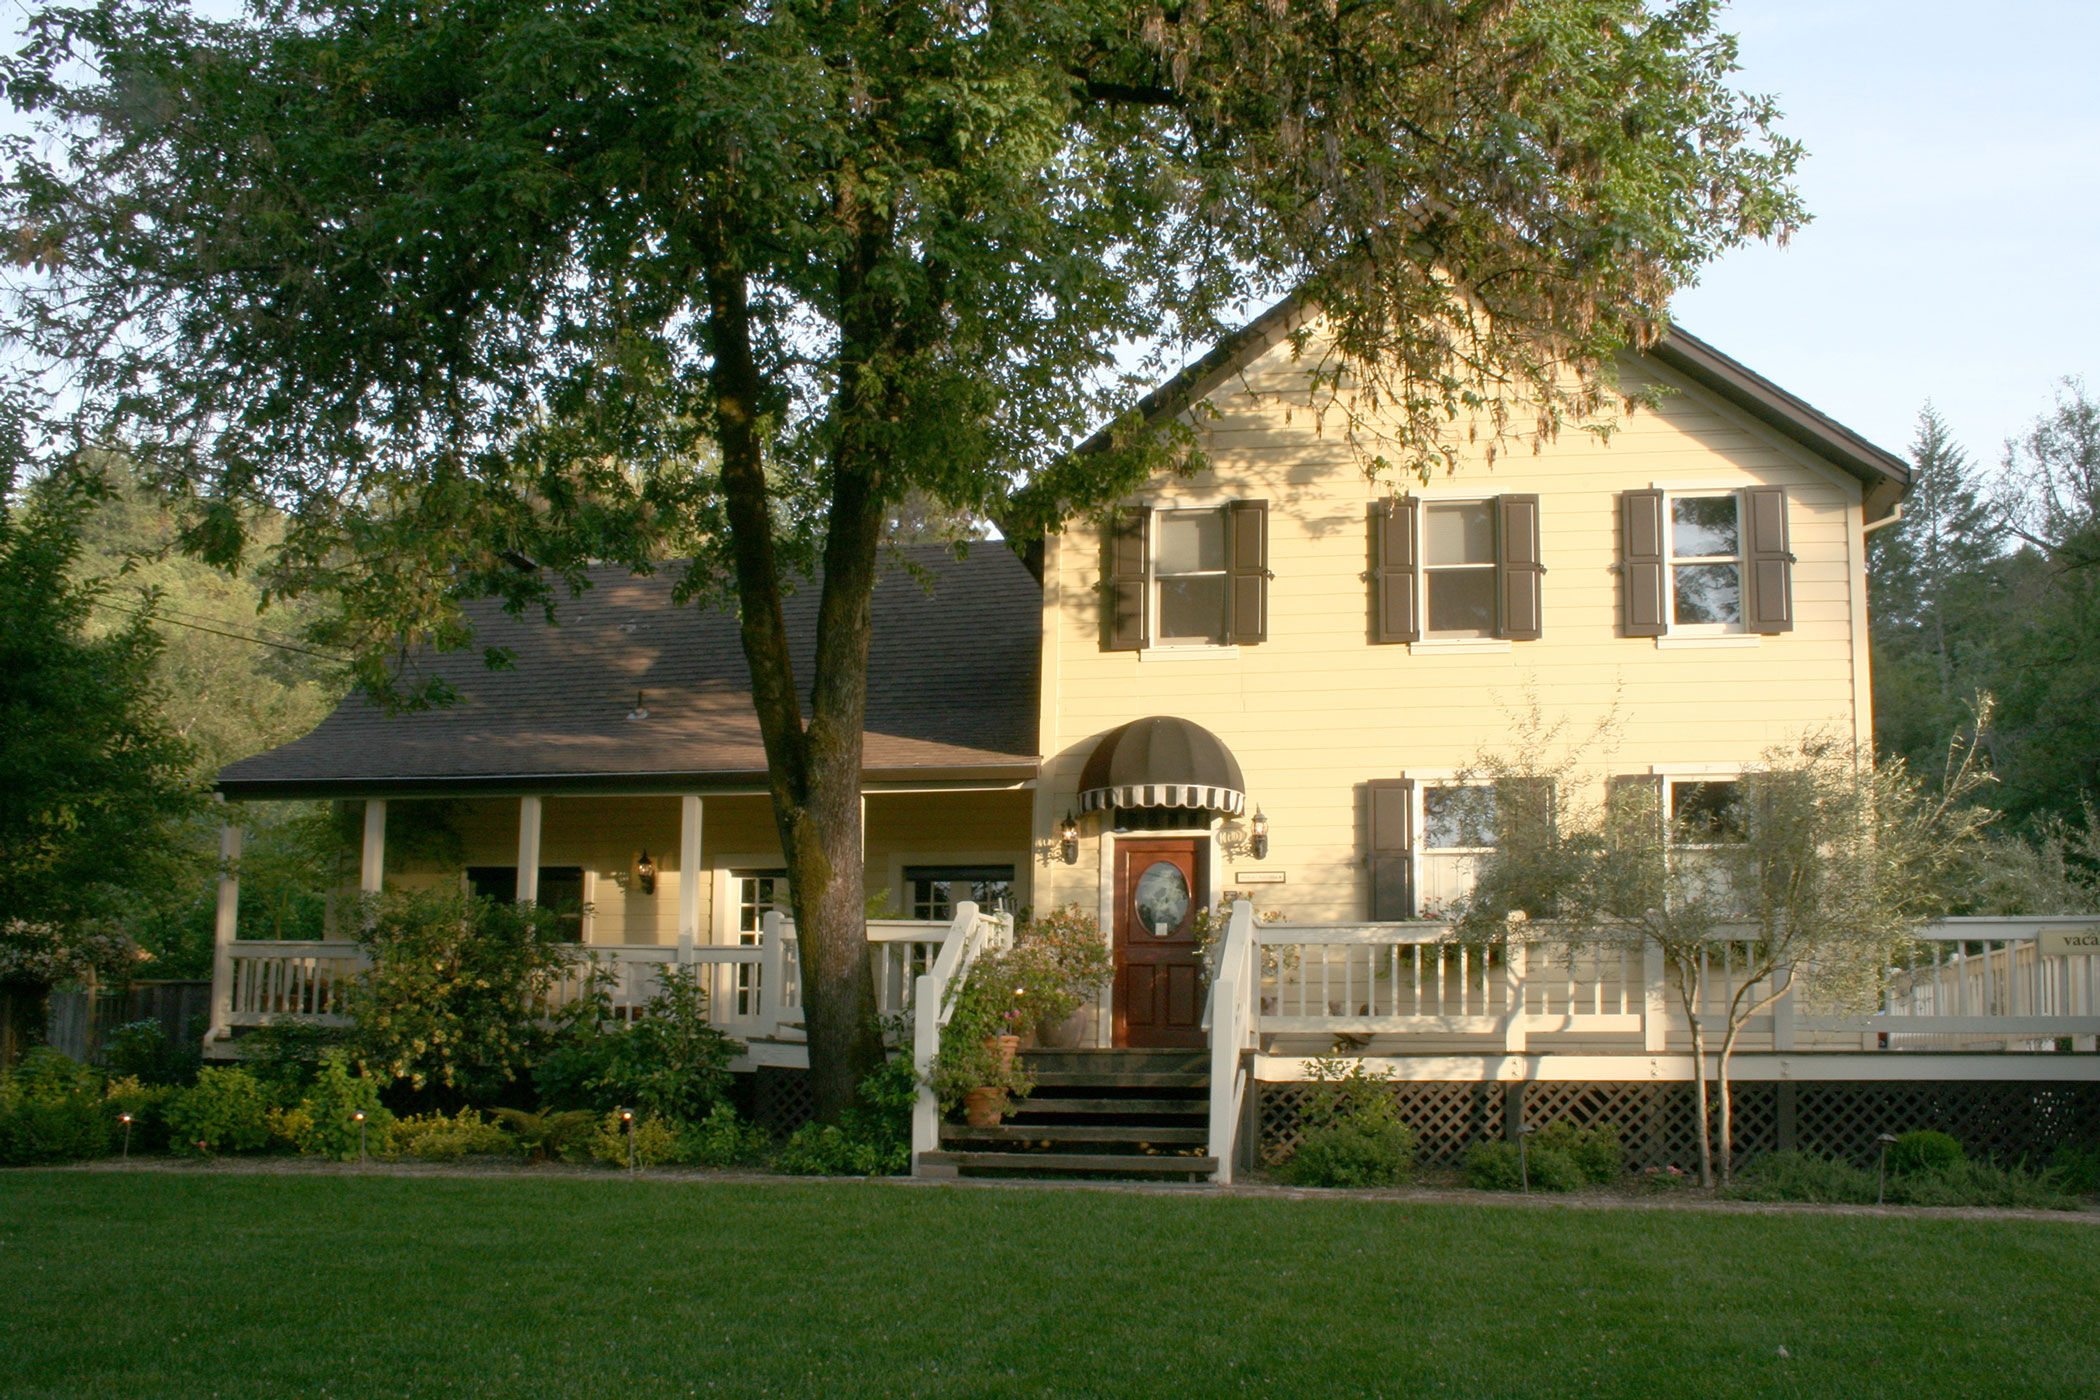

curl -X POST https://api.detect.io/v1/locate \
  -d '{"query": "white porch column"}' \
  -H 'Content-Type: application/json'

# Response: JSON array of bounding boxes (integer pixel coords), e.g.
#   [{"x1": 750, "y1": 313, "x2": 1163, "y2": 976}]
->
[
  {"x1": 678, "y1": 794, "x2": 704, "y2": 949},
  {"x1": 207, "y1": 814, "x2": 243, "y2": 1050},
  {"x1": 517, "y1": 795, "x2": 543, "y2": 902},
  {"x1": 1501, "y1": 939, "x2": 1528, "y2": 1054},
  {"x1": 1643, "y1": 942, "x2": 1670, "y2": 1053},
  {"x1": 360, "y1": 799, "x2": 387, "y2": 895}
]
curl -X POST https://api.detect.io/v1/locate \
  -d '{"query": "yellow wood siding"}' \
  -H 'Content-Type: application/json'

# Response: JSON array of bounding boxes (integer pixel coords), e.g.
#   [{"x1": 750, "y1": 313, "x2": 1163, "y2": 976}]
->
[{"x1": 1033, "y1": 337, "x2": 1873, "y2": 924}]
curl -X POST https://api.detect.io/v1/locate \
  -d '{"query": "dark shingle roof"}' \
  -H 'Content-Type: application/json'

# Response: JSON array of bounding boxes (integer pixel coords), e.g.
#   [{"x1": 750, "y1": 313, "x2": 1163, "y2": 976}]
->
[{"x1": 217, "y1": 546, "x2": 1041, "y2": 796}]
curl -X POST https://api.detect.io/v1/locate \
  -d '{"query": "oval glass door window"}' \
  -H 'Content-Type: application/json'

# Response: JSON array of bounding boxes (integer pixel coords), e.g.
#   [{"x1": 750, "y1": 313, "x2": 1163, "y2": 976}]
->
[{"x1": 1133, "y1": 862, "x2": 1191, "y2": 937}]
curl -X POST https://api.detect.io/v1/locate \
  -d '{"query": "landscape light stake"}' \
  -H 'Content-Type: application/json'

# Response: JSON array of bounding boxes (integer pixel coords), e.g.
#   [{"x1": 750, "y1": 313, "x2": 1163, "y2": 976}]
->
[
  {"x1": 119, "y1": 1113, "x2": 132, "y2": 1160},
  {"x1": 622, "y1": 1109, "x2": 635, "y2": 1174},
  {"x1": 1517, "y1": 1123, "x2": 1536, "y2": 1192},
  {"x1": 1876, "y1": 1133, "x2": 1899, "y2": 1205},
  {"x1": 355, "y1": 1111, "x2": 367, "y2": 1169}
]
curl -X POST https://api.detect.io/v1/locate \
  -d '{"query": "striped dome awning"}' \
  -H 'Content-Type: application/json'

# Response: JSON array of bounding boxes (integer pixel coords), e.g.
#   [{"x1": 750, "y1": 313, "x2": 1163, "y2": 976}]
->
[{"x1": 1077, "y1": 716, "x2": 1248, "y2": 817}]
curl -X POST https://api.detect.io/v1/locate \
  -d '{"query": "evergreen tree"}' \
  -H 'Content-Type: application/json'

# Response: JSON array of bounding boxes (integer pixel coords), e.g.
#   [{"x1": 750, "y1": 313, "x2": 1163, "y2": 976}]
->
[{"x1": 1867, "y1": 404, "x2": 2001, "y2": 773}]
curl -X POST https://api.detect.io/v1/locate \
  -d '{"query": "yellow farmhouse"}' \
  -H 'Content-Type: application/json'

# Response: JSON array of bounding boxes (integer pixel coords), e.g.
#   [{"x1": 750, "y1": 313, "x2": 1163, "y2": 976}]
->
[{"x1": 210, "y1": 302, "x2": 2100, "y2": 1179}]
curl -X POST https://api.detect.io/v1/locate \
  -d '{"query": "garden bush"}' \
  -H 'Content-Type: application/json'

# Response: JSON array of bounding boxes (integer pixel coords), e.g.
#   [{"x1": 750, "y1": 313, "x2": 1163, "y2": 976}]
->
[
  {"x1": 102, "y1": 1019, "x2": 196, "y2": 1085},
  {"x1": 1532, "y1": 1121, "x2": 1622, "y2": 1184},
  {"x1": 238, "y1": 1020, "x2": 345, "y2": 1091},
  {"x1": 2048, "y1": 1140, "x2": 2100, "y2": 1195},
  {"x1": 1462, "y1": 1139, "x2": 1583, "y2": 1192},
  {"x1": 1728, "y1": 1150, "x2": 1879, "y2": 1204},
  {"x1": 164, "y1": 1066, "x2": 276, "y2": 1154},
  {"x1": 389, "y1": 1109, "x2": 516, "y2": 1160},
  {"x1": 1887, "y1": 1129, "x2": 1964, "y2": 1177},
  {"x1": 677, "y1": 1104, "x2": 769, "y2": 1168},
  {"x1": 489, "y1": 1107, "x2": 597, "y2": 1162},
  {"x1": 1274, "y1": 1059, "x2": 1413, "y2": 1188},
  {"x1": 1894, "y1": 1158, "x2": 2077, "y2": 1211},
  {"x1": 278, "y1": 1052, "x2": 393, "y2": 1160},
  {"x1": 0, "y1": 1052, "x2": 113, "y2": 1165},
  {"x1": 102, "y1": 1075, "x2": 176, "y2": 1153},
  {"x1": 535, "y1": 965, "x2": 742, "y2": 1122},
  {"x1": 773, "y1": 1056, "x2": 916, "y2": 1176},
  {"x1": 345, "y1": 889, "x2": 581, "y2": 1101},
  {"x1": 588, "y1": 1111, "x2": 682, "y2": 1168}
]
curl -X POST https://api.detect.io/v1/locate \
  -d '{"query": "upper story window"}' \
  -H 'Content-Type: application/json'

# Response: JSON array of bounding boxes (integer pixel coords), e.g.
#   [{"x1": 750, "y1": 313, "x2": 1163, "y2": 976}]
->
[
  {"x1": 1156, "y1": 509, "x2": 1229, "y2": 643},
  {"x1": 1370, "y1": 495, "x2": 1543, "y2": 645},
  {"x1": 1668, "y1": 778, "x2": 1747, "y2": 845},
  {"x1": 1423, "y1": 502, "x2": 1499, "y2": 637},
  {"x1": 1102, "y1": 502, "x2": 1268, "y2": 652},
  {"x1": 1668, "y1": 495, "x2": 1743, "y2": 631},
  {"x1": 1622, "y1": 487, "x2": 1795, "y2": 639}
]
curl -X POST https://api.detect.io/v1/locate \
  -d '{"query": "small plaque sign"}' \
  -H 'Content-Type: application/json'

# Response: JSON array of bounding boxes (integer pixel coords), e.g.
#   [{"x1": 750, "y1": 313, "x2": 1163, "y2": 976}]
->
[
  {"x1": 1233, "y1": 870, "x2": 1286, "y2": 885},
  {"x1": 2038, "y1": 926, "x2": 2100, "y2": 956}
]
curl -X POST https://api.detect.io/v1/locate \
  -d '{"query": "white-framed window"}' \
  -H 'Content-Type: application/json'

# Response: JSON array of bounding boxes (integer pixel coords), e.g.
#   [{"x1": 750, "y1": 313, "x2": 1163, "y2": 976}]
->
[
  {"x1": 1415, "y1": 781, "x2": 1500, "y2": 918},
  {"x1": 1420, "y1": 501, "x2": 1499, "y2": 638},
  {"x1": 1154, "y1": 507, "x2": 1230, "y2": 645},
  {"x1": 1103, "y1": 501, "x2": 1267, "y2": 652},
  {"x1": 727, "y1": 866, "x2": 789, "y2": 1017},
  {"x1": 1665, "y1": 493, "x2": 1746, "y2": 633},
  {"x1": 904, "y1": 864, "x2": 1017, "y2": 921},
  {"x1": 1665, "y1": 777, "x2": 1747, "y2": 846}
]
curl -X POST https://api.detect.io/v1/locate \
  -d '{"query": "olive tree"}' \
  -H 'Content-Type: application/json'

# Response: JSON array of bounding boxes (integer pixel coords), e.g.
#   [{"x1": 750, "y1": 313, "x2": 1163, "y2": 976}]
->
[{"x1": 1458, "y1": 731, "x2": 1990, "y2": 1184}]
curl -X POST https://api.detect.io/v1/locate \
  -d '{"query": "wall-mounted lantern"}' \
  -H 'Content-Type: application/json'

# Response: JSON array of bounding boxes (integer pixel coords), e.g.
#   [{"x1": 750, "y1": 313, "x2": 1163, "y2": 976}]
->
[
  {"x1": 634, "y1": 850, "x2": 658, "y2": 896},
  {"x1": 1059, "y1": 811, "x2": 1081, "y2": 865},
  {"x1": 1249, "y1": 808, "x2": 1270, "y2": 861}
]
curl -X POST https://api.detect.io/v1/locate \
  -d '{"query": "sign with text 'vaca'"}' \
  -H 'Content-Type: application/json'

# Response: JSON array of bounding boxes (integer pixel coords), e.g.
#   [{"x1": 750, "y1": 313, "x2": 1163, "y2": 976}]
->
[{"x1": 2038, "y1": 926, "x2": 2100, "y2": 956}]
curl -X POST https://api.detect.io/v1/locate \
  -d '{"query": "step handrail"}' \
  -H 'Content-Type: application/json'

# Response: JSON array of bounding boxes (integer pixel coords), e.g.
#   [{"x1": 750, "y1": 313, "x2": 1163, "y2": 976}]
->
[
  {"x1": 910, "y1": 902, "x2": 1012, "y2": 1172},
  {"x1": 1206, "y1": 898, "x2": 1257, "y2": 1184}
]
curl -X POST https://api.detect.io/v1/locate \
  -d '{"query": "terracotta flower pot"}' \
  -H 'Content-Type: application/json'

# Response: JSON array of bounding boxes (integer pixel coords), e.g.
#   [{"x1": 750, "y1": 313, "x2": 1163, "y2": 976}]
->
[
  {"x1": 984, "y1": 1034, "x2": 1020, "y2": 1069},
  {"x1": 962, "y1": 1086, "x2": 1008, "y2": 1127}
]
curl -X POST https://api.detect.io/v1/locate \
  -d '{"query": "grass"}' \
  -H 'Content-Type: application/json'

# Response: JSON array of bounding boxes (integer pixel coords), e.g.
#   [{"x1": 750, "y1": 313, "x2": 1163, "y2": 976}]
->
[{"x1": 3, "y1": 1171, "x2": 2097, "y2": 1399}]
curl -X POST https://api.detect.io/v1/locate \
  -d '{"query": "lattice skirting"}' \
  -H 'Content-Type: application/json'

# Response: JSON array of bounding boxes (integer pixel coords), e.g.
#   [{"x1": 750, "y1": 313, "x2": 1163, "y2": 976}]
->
[
  {"x1": 751, "y1": 1066, "x2": 816, "y2": 1140},
  {"x1": 1255, "y1": 1080, "x2": 2100, "y2": 1172}
]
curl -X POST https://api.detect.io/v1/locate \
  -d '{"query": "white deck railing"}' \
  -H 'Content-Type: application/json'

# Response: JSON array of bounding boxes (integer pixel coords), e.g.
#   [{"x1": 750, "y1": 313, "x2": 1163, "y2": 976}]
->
[
  {"x1": 909, "y1": 901, "x2": 1014, "y2": 1171},
  {"x1": 211, "y1": 915, "x2": 959, "y2": 1047}
]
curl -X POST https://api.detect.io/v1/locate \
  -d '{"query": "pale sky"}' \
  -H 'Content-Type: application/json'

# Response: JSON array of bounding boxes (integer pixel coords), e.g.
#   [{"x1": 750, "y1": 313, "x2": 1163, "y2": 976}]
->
[{"x1": 1670, "y1": 0, "x2": 2100, "y2": 469}]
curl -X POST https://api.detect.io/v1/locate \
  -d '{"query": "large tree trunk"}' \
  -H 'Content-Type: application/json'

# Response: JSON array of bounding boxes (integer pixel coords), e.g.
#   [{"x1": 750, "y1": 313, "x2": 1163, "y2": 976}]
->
[{"x1": 700, "y1": 209, "x2": 898, "y2": 1123}]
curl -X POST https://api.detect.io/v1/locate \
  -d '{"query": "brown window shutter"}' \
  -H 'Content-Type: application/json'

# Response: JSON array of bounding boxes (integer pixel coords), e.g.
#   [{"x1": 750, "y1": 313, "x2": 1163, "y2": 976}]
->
[
  {"x1": 1606, "y1": 774, "x2": 1665, "y2": 848},
  {"x1": 1744, "y1": 487, "x2": 1795, "y2": 634},
  {"x1": 1367, "y1": 777, "x2": 1415, "y2": 919},
  {"x1": 1101, "y1": 505, "x2": 1151, "y2": 651},
  {"x1": 1370, "y1": 498, "x2": 1419, "y2": 644},
  {"x1": 1621, "y1": 490, "x2": 1666, "y2": 637},
  {"x1": 1495, "y1": 494, "x2": 1544, "y2": 640},
  {"x1": 1225, "y1": 500, "x2": 1268, "y2": 645}
]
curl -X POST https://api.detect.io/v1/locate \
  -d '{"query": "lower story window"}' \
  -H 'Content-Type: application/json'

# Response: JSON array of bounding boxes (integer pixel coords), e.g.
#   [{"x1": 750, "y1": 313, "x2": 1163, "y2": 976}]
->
[
  {"x1": 905, "y1": 865, "x2": 1016, "y2": 920},
  {"x1": 466, "y1": 866, "x2": 585, "y2": 940}
]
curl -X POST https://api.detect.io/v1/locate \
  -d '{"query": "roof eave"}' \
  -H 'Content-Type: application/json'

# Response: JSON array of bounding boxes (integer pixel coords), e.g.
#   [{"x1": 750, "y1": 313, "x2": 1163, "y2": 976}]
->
[
  {"x1": 1651, "y1": 325, "x2": 1911, "y2": 521},
  {"x1": 215, "y1": 760, "x2": 1043, "y2": 802}
]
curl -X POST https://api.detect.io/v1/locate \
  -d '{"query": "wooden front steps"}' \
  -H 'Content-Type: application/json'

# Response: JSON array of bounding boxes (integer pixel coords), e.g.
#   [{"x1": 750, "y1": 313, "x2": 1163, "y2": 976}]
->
[{"x1": 920, "y1": 1048, "x2": 1216, "y2": 1181}]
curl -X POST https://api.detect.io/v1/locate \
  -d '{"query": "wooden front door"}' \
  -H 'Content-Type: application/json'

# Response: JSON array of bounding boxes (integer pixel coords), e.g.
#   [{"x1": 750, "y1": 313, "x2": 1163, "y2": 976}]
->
[{"x1": 1113, "y1": 838, "x2": 1207, "y2": 1048}]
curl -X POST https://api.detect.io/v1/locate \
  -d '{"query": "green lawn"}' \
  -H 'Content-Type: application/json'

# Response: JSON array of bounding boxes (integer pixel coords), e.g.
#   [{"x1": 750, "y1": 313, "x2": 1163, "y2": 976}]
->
[{"x1": 3, "y1": 1171, "x2": 2095, "y2": 1399}]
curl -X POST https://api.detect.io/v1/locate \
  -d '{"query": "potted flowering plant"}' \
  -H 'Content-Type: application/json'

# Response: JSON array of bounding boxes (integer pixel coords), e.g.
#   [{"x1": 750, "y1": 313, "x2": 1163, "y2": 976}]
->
[
  {"x1": 925, "y1": 950, "x2": 1037, "y2": 1126},
  {"x1": 1006, "y1": 906, "x2": 1112, "y2": 1047}
]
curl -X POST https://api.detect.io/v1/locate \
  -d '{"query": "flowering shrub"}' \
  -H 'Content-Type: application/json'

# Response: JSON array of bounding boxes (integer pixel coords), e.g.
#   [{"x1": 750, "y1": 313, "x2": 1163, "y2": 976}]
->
[
  {"x1": 344, "y1": 889, "x2": 582, "y2": 1099},
  {"x1": 278, "y1": 1052, "x2": 393, "y2": 1159},
  {"x1": 0, "y1": 918, "x2": 141, "y2": 984},
  {"x1": 0, "y1": 1049, "x2": 112, "y2": 1164},
  {"x1": 535, "y1": 964, "x2": 742, "y2": 1121},
  {"x1": 1006, "y1": 906, "x2": 1112, "y2": 1038}
]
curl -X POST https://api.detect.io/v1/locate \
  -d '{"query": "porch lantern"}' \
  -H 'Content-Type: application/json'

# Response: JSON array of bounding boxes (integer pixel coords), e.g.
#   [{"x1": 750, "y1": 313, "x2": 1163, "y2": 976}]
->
[
  {"x1": 1249, "y1": 808, "x2": 1270, "y2": 861},
  {"x1": 634, "y1": 850, "x2": 658, "y2": 896},
  {"x1": 1059, "y1": 811, "x2": 1081, "y2": 865}
]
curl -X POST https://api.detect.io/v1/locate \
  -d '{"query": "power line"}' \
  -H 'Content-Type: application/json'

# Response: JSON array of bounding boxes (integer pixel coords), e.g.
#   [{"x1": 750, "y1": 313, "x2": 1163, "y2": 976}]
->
[{"x1": 93, "y1": 598, "x2": 349, "y2": 662}]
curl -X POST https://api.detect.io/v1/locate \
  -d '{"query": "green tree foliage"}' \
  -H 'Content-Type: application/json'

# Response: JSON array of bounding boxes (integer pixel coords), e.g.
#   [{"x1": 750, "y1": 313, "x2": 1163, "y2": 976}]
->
[
  {"x1": 1867, "y1": 405, "x2": 2002, "y2": 774},
  {"x1": 4, "y1": 0, "x2": 1803, "y2": 1118},
  {"x1": 1454, "y1": 732, "x2": 1990, "y2": 1185},
  {"x1": 0, "y1": 447, "x2": 201, "y2": 935},
  {"x1": 1989, "y1": 382, "x2": 2100, "y2": 829}
]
